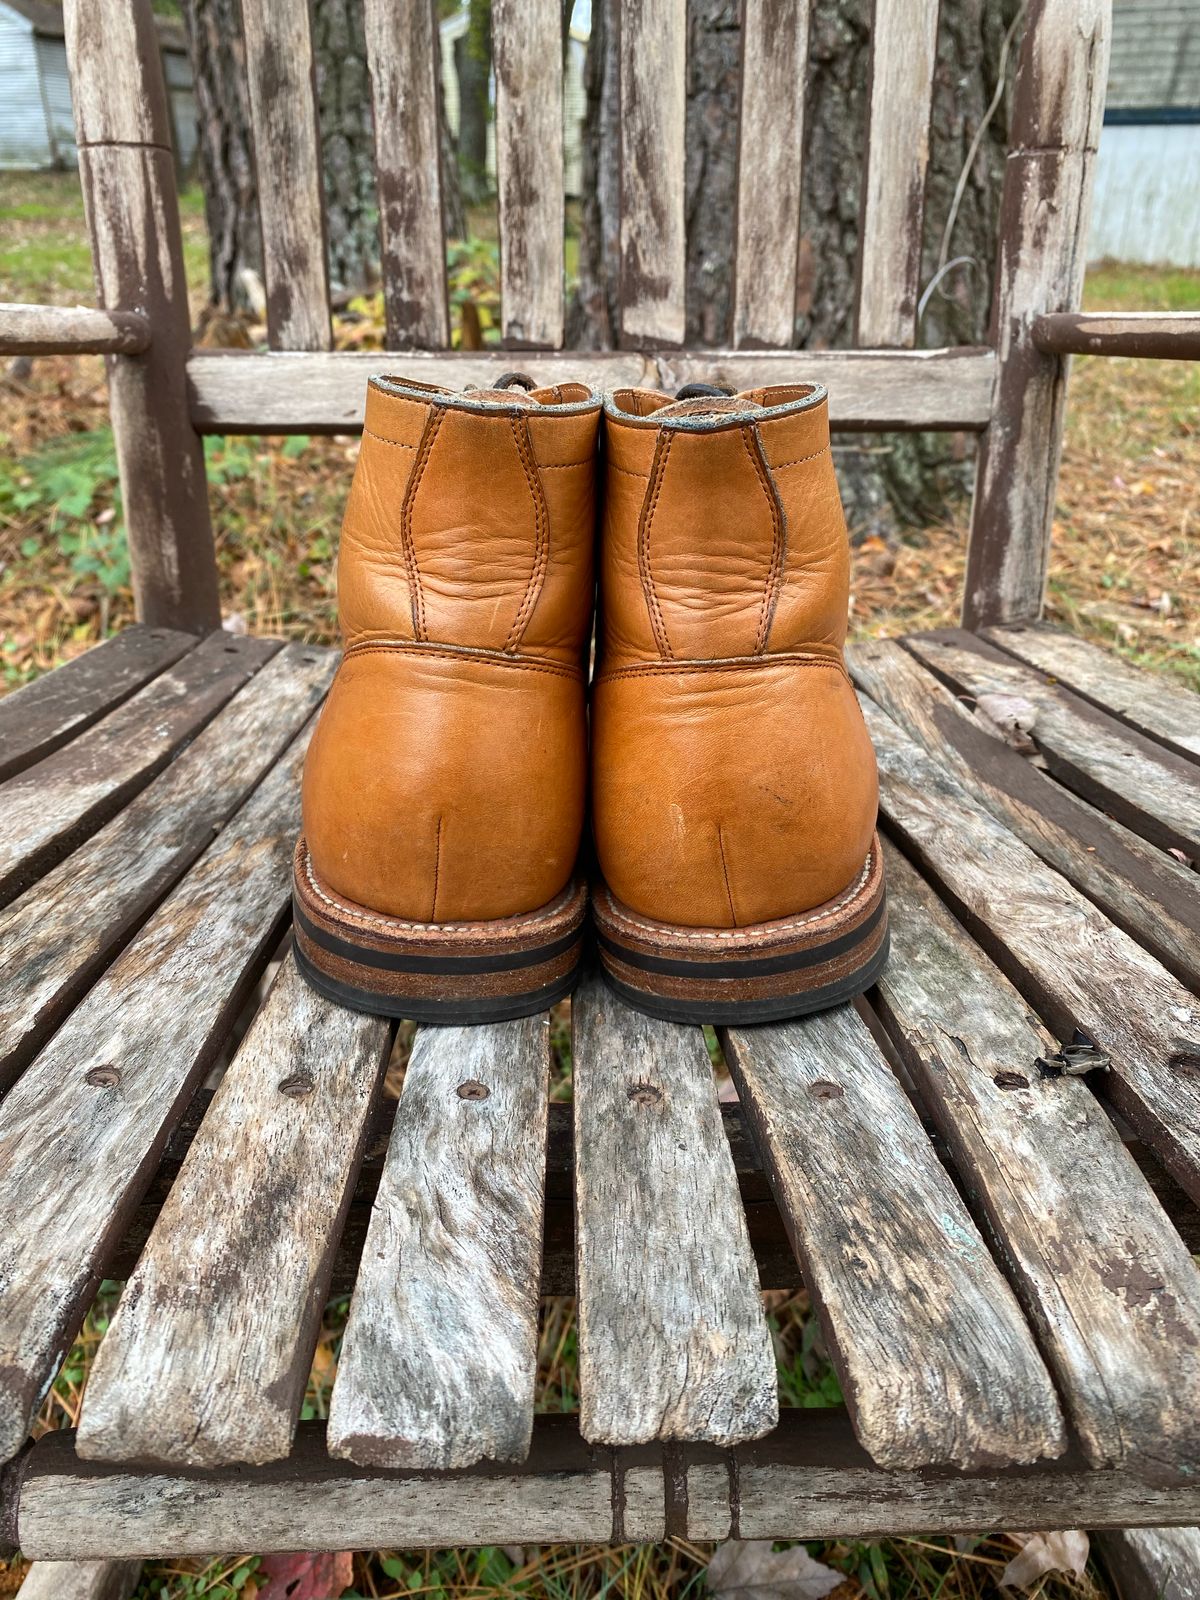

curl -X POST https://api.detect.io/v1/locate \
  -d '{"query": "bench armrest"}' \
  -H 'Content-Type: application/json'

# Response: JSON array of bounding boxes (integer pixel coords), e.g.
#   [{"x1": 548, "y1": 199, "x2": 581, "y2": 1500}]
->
[
  {"x1": 0, "y1": 303, "x2": 151, "y2": 358},
  {"x1": 1032, "y1": 312, "x2": 1200, "y2": 361}
]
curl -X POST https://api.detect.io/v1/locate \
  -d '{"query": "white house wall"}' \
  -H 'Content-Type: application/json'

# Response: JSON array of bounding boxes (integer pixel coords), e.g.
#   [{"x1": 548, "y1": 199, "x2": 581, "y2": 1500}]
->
[
  {"x1": 34, "y1": 34, "x2": 76, "y2": 164},
  {"x1": 0, "y1": 3, "x2": 54, "y2": 169},
  {"x1": 1089, "y1": 122, "x2": 1200, "y2": 266}
]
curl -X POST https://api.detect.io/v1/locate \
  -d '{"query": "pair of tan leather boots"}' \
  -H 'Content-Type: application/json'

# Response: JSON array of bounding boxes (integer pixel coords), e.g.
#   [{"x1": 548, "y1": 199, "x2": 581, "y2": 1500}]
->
[{"x1": 293, "y1": 374, "x2": 886, "y2": 1026}]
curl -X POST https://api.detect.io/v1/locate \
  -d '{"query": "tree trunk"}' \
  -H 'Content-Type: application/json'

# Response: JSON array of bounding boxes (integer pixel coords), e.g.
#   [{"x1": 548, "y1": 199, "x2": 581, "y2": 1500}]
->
[
  {"x1": 570, "y1": 0, "x2": 1021, "y2": 528},
  {"x1": 312, "y1": 0, "x2": 377, "y2": 295},
  {"x1": 455, "y1": 0, "x2": 493, "y2": 211}
]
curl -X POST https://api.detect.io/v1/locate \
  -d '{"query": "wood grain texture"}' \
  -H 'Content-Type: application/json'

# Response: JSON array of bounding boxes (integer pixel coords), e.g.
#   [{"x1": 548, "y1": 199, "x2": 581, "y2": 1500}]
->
[
  {"x1": 0, "y1": 632, "x2": 271, "y2": 910},
  {"x1": 0, "y1": 644, "x2": 332, "y2": 1092},
  {"x1": 855, "y1": 0, "x2": 940, "y2": 346},
  {"x1": 847, "y1": 637, "x2": 1200, "y2": 991},
  {"x1": 573, "y1": 979, "x2": 777, "y2": 1448},
  {"x1": 185, "y1": 346, "x2": 996, "y2": 431},
  {"x1": 732, "y1": 0, "x2": 810, "y2": 349},
  {"x1": 861, "y1": 696, "x2": 1200, "y2": 1206},
  {"x1": 493, "y1": 0, "x2": 564, "y2": 348},
  {"x1": 0, "y1": 305, "x2": 150, "y2": 357},
  {"x1": 0, "y1": 721, "x2": 315, "y2": 1465},
  {"x1": 0, "y1": 626, "x2": 195, "y2": 784},
  {"x1": 984, "y1": 622, "x2": 1200, "y2": 762},
  {"x1": 723, "y1": 1008, "x2": 1064, "y2": 1471},
  {"x1": 963, "y1": 0, "x2": 1110, "y2": 626},
  {"x1": 77, "y1": 956, "x2": 388, "y2": 1467},
  {"x1": 17, "y1": 1560, "x2": 141, "y2": 1600},
  {"x1": 364, "y1": 0, "x2": 449, "y2": 349},
  {"x1": 911, "y1": 630, "x2": 1200, "y2": 859},
  {"x1": 328, "y1": 1016, "x2": 551, "y2": 1470},
  {"x1": 618, "y1": 0, "x2": 687, "y2": 346},
  {"x1": 241, "y1": 0, "x2": 331, "y2": 351},
  {"x1": 1097, "y1": 1526, "x2": 1200, "y2": 1600},
  {"x1": 18, "y1": 1414, "x2": 1200, "y2": 1559},
  {"x1": 62, "y1": 0, "x2": 169, "y2": 146},
  {"x1": 1032, "y1": 311, "x2": 1200, "y2": 361},
  {"x1": 875, "y1": 843, "x2": 1200, "y2": 1482}
]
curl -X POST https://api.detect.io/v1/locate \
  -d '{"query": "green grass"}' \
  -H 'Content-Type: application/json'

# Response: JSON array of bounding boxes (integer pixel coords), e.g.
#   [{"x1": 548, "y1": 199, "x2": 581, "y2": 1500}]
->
[{"x1": 1084, "y1": 260, "x2": 1200, "y2": 312}]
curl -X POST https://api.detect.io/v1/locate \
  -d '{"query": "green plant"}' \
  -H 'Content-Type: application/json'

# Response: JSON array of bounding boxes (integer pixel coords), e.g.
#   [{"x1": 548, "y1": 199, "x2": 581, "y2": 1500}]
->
[
  {"x1": 0, "y1": 426, "x2": 129, "y2": 595},
  {"x1": 446, "y1": 236, "x2": 501, "y2": 348}
]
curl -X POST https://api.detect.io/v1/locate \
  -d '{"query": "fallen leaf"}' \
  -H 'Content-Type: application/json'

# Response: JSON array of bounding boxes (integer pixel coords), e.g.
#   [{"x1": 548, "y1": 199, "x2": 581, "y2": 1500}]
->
[
  {"x1": 706, "y1": 1539, "x2": 843, "y2": 1600},
  {"x1": 1000, "y1": 1530, "x2": 1089, "y2": 1590},
  {"x1": 974, "y1": 692, "x2": 1040, "y2": 754},
  {"x1": 256, "y1": 1550, "x2": 354, "y2": 1600}
]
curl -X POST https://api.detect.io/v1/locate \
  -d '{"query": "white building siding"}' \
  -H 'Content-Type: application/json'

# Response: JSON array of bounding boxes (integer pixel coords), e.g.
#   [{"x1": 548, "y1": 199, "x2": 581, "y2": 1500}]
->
[
  {"x1": 0, "y1": 4, "x2": 53, "y2": 169},
  {"x1": 34, "y1": 33, "x2": 75, "y2": 164},
  {"x1": 1089, "y1": 123, "x2": 1200, "y2": 266}
]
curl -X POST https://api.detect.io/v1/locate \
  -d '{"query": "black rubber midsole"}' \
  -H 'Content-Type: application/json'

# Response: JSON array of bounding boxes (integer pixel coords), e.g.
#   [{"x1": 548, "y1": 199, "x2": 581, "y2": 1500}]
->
[
  {"x1": 600, "y1": 933, "x2": 890, "y2": 1026},
  {"x1": 595, "y1": 896, "x2": 886, "y2": 980},
  {"x1": 294, "y1": 899, "x2": 582, "y2": 975},
  {"x1": 294, "y1": 941, "x2": 582, "y2": 1023}
]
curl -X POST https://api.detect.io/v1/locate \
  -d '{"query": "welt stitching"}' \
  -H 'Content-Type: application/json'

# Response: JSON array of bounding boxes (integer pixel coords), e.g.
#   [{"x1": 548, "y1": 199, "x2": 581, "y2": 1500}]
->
[
  {"x1": 769, "y1": 445, "x2": 830, "y2": 470},
  {"x1": 741, "y1": 424, "x2": 786, "y2": 654},
  {"x1": 344, "y1": 643, "x2": 581, "y2": 679},
  {"x1": 638, "y1": 432, "x2": 674, "y2": 659},
  {"x1": 505, "y1": 414, "x2": 550, "y2": 653},
  {"x1": 363, "y1": 428, "x2": 418, "y2": 450},
  {"x1": 400, "y1": 405, "x2": 444, "y2": 640}
]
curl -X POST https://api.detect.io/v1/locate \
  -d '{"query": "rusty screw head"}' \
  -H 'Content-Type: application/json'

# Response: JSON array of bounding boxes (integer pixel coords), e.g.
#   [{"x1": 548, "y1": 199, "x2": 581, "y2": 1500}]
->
[
  {"x1": 457, "y1": 1079, "x2": 490, "y2": 1101},
  {"x1": 85, "y1": 1064, "x2": 121, "y2": 1088},
  {"x1": 809, "y1": 1079, "x2": 844, "y2": 1101},
  {"x1": 628, "y1": 1081, "x2": 662, "y2": 1106},
  {"x1": 278, "y1": 1073, "x2": 314, "y2": 1099}
]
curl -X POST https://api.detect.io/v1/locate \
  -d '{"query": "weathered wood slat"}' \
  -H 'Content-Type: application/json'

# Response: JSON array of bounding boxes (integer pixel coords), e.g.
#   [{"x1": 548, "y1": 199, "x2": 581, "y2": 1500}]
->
[
  {"x1": 18, "y1": 1414, "x2": 1200, "y2": 1560},
  {"x1": 1097, "y1": 1526, "x2": 1200, "y2": 1600},
  {"x1": 0, "y1": 719, "x2": 317, "y2": 1465},
  {"x1": 572, "y1": 979, "x2": 777, "y2": 1448},
  {"x1": 984, "y1": 622, "x2": 1200, "y2": 763},
  {"x1": 855, "y1": 0, "x2": 940, "y2": 346},
  {"x1": 723, "y1": 1009, "x2": 1064, "y2": 1471},
  {"x1": 847, "y1": 638, "x2": 1200, "y2": 991},
  {"x1": 61, "y1": 0, "x2": 167, "y2": 147},
  {"x1": 732, "y1": 0, "x2": 810, "y2": 349},
  {"x1": 910, "y1": 630, "x2": 1200, "y2": 859},
  {"x1": 328, "y1": 1017, "x2": 551, "y2": 1470},
  {"x1": 618, "y1": 0, "x2": 686, "y2": 347},
  {"x1": 874, "y1": 844, "x2": 1200, "y2": 1481},
  {"x1": 0, "y1": 645, "x2": 333, "y2": 1093},
  {"x1": 0, "y1": 632, "x2": 273, "y2": 910},
  {"x1": 861, "y1": 697, "x2": 1200, "y2": 1205},
  {"x1": 1032, "y1": 311, "x2": 1200, "y2": 361},
  {"x1": 364, "y1": 0, "x2": 449, "y2": 349},
  {"x1": 493, "y1": 0, "x2": 564, "y2": 348},
  {"x1": 76, "y1": 956, "x2": 388, "y2": 1468},
  {"x1": 16, "y1": 1560, "x2": 141, "y2": 1600},
  {"x1": 185, "y1": 347, "x2": 997, "y2": 432},
  {"x1": 0, "y1": 626, "x2": 196, "y2": 784},
  {"x1": 963, "y1": 0, "x2": 1110, "y2": 626},
  {"x1": 241, "y1": 0, "x2": 331, "y2": 351},
  {"x1": 0, "y1": 305, "x2": 151, "y2": 357}
]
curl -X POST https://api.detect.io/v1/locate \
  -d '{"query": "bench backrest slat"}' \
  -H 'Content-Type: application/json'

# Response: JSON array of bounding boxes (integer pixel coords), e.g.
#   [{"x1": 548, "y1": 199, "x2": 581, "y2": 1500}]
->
[
  {"x1": 854, "y1": 0, "x2": 942, "y2": 348},
  {"x1": 732, "y1": 0, "x2": 812, "y2": 351},
  {"x1": 242, "y1": 0, "x2": 332, "y2": 352}
]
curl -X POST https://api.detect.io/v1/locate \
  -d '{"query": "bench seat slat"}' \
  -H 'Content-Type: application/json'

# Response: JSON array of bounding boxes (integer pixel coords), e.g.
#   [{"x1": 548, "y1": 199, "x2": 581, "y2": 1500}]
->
[
  {"x1": 0, "y1": 626, "x2": 196, "y2": 784},
  {"x1": 573, "y1": 977, "x2": 777, "y2": 1448},
  {"x1": 723, "y1": 1007, "x2": 1065, "y2": 1472},
  {"x1": 0, "y1": 717, "x2": 316, "y2": 1466},
  {"x1": 328, "y1": 1015, "x2": 551, "y2": 1470},
  {"x1": 0, "y1": 633, "x2": 274, "y2": 910},
  {"x1": 861, "y1": 694, "x2": 1200, "y2": 1205},
  {"x1": 984, "y1": 622, "x2": 1200, "y2": 764},
  {"x1": 847, "y1": 637, "x2": 1200, "y2": 992},
  {"x1": 876, "y1": 844, "x2": 1200, "y2": 1480},
  {"x1": 0, "y1": 644, "x2": 335, "y2": 1093},
  {"x1": 494, "y1": 0, "x2": 564, "y2": 348},
  {"x1": 911, "y1": 629, "x2": 1200, "y2": 860},
  {"x1": 76, "y1": 954, "x2": 389, "y2": 1468}
]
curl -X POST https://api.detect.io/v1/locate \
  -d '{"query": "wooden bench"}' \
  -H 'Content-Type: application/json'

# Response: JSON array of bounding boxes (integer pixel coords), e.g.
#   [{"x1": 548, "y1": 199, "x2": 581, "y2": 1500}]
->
[{"x1": 2, "y1": 0, "x2": 1200, "y2": 1569}]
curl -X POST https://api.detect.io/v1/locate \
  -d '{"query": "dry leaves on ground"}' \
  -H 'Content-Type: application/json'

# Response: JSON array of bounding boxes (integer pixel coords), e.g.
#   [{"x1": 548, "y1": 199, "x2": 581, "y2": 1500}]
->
[
  {"x1": 255, "y1": 1549, "x2": 354, "y2": 1600},
  {"x1": 1001, "y1": 1531, "x2": 1090, "y2": 1590},
  {"x1": 706, "y1": 1539, "x2": 845, "y2": 1600}
]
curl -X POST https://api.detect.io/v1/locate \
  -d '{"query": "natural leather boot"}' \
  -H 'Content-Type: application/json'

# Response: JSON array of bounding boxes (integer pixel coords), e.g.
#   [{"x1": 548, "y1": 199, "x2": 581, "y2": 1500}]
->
[
  {"x1": 591, "y1": 383, "x2": 886, "y2": 1022},
  {"x1": 294, "y1": 374, "x2": 601, "y2": 1021}
]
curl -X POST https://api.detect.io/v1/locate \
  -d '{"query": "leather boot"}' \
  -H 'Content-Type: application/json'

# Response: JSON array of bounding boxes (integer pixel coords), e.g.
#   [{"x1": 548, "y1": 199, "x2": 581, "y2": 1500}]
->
[
  {"x1": 294, "y1": 374, "x2": 600, "y2": 1021},
  {"x1": 591, "y1": 383, "x2": 887, "y2": 1022}
]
